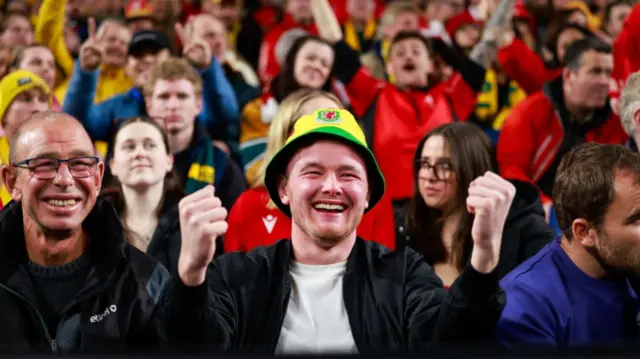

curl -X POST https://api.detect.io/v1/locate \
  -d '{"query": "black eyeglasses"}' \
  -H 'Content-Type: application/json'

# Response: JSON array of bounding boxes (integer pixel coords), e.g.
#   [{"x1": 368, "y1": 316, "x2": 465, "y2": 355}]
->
[
  {"x1": 416, "y1": 158, "x2": 454, "y2": 182},
  {"x1": 12, "y1": 156, "x2": 100, "y2": 179}
]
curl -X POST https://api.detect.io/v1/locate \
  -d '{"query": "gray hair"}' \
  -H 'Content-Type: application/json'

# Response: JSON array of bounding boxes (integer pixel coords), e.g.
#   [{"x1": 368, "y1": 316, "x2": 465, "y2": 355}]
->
[{"x1": 619, "y1": 71, "x2": 640, "y2": 136}]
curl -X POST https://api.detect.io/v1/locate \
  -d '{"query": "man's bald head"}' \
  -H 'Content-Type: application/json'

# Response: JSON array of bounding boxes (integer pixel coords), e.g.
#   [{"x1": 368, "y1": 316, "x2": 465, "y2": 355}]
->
[{"x1": 9, "y1": 112, "x2": 92, "y2": 163}]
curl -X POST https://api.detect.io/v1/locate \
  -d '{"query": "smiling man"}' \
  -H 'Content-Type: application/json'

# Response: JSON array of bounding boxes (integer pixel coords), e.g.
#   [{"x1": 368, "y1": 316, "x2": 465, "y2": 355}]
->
[
  {"x1": 158, "y1": 108, "x2": 515, "y2": 354},
  {"x1": 0, "y1": 112, "x2": 168, "y2": 353}
]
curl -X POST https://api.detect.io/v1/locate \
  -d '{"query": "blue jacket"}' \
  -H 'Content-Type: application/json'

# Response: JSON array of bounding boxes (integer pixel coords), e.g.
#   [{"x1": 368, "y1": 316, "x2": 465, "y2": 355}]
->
[{"x1": 63, "y1": 58, "x2": 239, "y2": 143}]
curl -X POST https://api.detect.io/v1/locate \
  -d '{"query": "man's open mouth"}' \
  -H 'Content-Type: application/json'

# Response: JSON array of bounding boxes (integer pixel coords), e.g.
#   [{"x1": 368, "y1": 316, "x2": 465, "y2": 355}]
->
[{"x1": 313, "y1": 203, "x2": 346, "y2": 213}]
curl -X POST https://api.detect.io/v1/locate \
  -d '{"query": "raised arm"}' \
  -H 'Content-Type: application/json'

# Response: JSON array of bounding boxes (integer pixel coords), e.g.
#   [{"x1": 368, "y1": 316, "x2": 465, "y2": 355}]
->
[
  {"x1": 312, "y1": 0, "x2": 385, "y2": 117},
  {"x1": 407, "y1": 173, "x2": 514, "y2": 347},
  {"x1": 468, "y1": 0, "x2": 518, "y2": 69},
  {"x1": 158, "y1": 186, "x2": 235, "y2": 349},
  {"x1": 35, "y1": 0, "x2": 74, "y2": 84}
]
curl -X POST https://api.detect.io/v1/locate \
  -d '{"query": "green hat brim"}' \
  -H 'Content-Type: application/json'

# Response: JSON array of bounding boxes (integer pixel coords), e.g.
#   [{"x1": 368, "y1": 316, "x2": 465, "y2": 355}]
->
[{"x1": 264, "y1": 126, "x2": 385, "y2": 218}]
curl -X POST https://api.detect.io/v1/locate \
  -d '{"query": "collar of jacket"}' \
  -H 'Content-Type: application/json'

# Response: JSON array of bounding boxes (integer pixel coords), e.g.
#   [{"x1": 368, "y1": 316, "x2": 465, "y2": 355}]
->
[
  {"x1": 0, "y1": 198, "x2": 128, "y2": 284},
  {"x1": 543, "y1": 76, "x2": 612, "y2": 130},
  {"x1": 271, "y1": 236, "x2": 381, "y2": 276}
]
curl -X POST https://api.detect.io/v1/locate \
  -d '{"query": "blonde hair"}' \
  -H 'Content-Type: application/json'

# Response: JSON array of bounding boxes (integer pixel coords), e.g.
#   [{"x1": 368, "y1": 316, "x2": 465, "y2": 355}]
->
[
  {"x1": 620, "y1": 71, "x2": 640, "y2": 136},
  {"x1": 142, "y1": 57, "x2": 203, "y2": 99},
  {"x1": 254, "y1": 89, "x2": 342, "y2": 206}
]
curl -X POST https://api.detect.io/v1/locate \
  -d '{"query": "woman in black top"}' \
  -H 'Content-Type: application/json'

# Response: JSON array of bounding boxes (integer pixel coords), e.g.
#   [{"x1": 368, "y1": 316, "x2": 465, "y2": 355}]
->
[
  {"x1": 402, "y1": 123, "x2": 555, "y2": 286},
  {"x1": 102, "y1": 116, "x2": 185, "y2": 274}
]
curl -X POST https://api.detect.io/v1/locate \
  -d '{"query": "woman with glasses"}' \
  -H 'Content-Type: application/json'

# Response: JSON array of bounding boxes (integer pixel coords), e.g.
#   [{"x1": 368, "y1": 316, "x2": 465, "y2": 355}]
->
[
  {"x1": 403, "y1": 123, "x2": 554, "y2": 287},
  {"x1": 101, "y1": 116, "x2": 186, "y2": 274}
]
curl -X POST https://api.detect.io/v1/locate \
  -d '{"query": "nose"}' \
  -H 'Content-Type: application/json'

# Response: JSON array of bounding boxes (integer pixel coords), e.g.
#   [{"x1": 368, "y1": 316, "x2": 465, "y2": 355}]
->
[
  {"x1": 52, "y1": 163, "x2": 74, "y2": 187},
  {"x1": 321, "y1": 172, "x2": 342, "y2": 196},
  {"x1": 133, "y1": 144, "x2": 147, "y2": 158},
  {"x1": 167, "y1": 96, "x2": 180, "y2": 110},
  {"x1": 421, "y1": 166, "x2": 438, "y2": 182}
]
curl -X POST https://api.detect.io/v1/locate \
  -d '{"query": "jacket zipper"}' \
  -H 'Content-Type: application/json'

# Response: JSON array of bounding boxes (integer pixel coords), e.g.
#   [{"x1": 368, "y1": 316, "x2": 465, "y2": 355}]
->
[{"x1": 0, "y1": 283, "x2": 58, "y2": 353}]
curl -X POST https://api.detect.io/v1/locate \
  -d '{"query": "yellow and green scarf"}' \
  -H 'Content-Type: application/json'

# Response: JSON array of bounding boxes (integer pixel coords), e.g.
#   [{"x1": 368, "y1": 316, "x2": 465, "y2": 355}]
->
[
  {"x1": 184, "y1": 134, "x2": 227, "y2": 194},
  {"x1": 344, "y1": 18, "x2": 377, "y2": 53},
  {"x1": 475, "y1": 69, "x2": 527, "y2": 131}
]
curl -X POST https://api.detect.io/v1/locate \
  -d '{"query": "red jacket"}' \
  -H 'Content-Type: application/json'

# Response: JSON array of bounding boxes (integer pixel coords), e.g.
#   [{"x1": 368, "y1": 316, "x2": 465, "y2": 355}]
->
[
  {"x1": 257, "y1": 15, "x2": 318, "y2": 86},
  {"x1": 497, "y1": 38, "x2": 561, "y2": 95},
  {"x1": 224, "y1": 187, "x2": 397, "y2": 253},
  {"x1": 497, "y1": 80, "x2": 628, "y2": 204},
  {"x1": 348, "y1": 71, "x2": 479, "y2": 201},
  {"x1": 611, "y1": 2, "x2": 640, "y2": 115},
  {"x1": 252, "y1": 6, "x2": 280, "y2": 33}
]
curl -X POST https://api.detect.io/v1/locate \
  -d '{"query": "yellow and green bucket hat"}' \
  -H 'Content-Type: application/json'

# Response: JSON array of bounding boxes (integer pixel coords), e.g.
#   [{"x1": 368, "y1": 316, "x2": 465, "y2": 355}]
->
[{"x1": 264, "y1": 108, "x2": 385, "y2": 217}]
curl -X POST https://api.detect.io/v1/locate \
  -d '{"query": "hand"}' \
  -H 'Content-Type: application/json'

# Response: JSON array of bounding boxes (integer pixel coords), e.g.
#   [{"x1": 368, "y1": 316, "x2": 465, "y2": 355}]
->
[
  {"x1": 177, "y1": 185, "x2": 228, "y2": 286},
  {"x1": 79, "y1": 18, "x2": 105, "y2": 71},
  {"x1": 467, "y1": 172, "x2": 516, "y2": 273},
  {"x1": 176, "y1": 22, "x2": 212, "y2": 70}
]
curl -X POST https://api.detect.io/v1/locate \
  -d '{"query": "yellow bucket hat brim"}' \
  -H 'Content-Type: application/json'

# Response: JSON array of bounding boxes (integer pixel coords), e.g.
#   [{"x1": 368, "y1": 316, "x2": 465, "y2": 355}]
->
[{"x1": 264, "y1": 109, "x2": 385, "y2": 217}]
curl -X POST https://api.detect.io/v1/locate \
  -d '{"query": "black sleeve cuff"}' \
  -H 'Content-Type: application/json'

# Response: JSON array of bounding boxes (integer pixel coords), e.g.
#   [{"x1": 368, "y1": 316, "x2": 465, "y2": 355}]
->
[
  {"x1": 333, "y1": 40, "x2": 363, "y2": 84},
  {"x1": 453, "y1": 263, "x2": 501, "y2": 300},
  {"x1": 168, "y1": 275, "x2": 210, "y2": 307},
  {"x1": 430, "y1": 39, "x2": 486, "y2": 92}
]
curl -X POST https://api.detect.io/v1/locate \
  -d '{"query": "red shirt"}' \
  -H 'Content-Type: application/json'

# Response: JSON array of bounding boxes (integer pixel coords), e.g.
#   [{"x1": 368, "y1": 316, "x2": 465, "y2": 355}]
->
[{"x1": 224, "y1": 187, "x2": 397, "y2": 253}]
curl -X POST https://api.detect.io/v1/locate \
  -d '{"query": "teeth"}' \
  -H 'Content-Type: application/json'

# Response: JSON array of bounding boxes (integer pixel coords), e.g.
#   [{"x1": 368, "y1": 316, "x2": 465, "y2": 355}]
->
[
  {"x1": 47, "y1": 199, "x2": 77, "y2": 207},
  {"x1": 314, "y1": 203, "x2": 345, "y2": 211}
]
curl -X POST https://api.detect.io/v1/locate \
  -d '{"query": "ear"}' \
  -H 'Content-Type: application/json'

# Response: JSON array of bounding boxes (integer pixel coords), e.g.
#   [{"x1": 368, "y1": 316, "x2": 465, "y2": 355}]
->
[
  {"x1": 385, "y1": 60, "x2": 394, "y2": 79},
  {"x1": 277, "y1": 175, "x2": 290, "y2": 206},
  {"x1": 108, "y1": 157, "x2": 117, "y2": 177},
  {"x1": 571, "y1": 218, "x2": 598, "y2": 249},
  {"x1": 166, "y1": 154, "x2": 174, "y2": 172},
  {"x1": 562, "y1": 67, "x2": 572, "y2": 82},
  {"x1": 195, "y1": 96, "x2": 203, "y2": 114},
  {"x1": 2, "y1": 165, "x2": 21, "y2": 201},
  {"x1": 145, "y1": 100, "x2": 152, "y2": 116},
  {"x1": 633, "y1": 107, "x2": 640, "y2": 131},
  {"x1": 94, "y1": 162, "x2": 105, "y2": 195}
]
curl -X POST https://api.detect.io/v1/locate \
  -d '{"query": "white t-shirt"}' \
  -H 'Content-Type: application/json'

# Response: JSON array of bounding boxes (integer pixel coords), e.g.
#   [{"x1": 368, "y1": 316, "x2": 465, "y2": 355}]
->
[{"x1": 275, "y1": 261, "x2": 358, "y2": 355}]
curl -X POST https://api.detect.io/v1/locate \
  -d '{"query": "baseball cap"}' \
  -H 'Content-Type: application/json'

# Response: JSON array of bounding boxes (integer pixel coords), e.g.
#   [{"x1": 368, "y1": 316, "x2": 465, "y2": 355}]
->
[
  {"x1": 128, "y1": 30, "x2": 171, "y2": 57},
  {"x1": 264, "y1": 109, "x2": 386, "y2": 217},
  {"x1": 0, "y1": 70, "x2": 50, "y2": 125}
]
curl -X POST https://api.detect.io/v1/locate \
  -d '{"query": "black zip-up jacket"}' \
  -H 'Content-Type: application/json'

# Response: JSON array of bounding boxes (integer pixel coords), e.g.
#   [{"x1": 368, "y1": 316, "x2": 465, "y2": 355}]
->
[
  {"x1": 0, "y1": 199, "x2": 170, "y2": 354},
  {"x1": 159, "y1": 238, "x2": 506, "y2": 354}
]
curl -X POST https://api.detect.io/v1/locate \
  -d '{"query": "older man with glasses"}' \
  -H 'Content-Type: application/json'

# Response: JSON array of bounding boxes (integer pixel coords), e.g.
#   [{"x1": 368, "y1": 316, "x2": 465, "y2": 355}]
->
[{"x1": 0, "y1": 112, "x2": 168, "y2": 353}]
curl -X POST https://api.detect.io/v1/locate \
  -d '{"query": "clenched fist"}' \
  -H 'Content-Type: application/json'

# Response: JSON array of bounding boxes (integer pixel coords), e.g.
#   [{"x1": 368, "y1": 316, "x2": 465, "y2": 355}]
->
[
  {"x1": 466, "y1": 172, "x2": 516, "y2": 273},
  {"x1": 178, "y1": 185, "x2": 228, "y2": 286}
]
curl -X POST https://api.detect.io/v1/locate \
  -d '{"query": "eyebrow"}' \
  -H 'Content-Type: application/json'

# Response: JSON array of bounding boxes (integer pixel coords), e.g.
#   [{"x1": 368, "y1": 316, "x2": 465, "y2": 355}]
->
[
  {"x1": 623, "y1": 208, "x2": 640, "y2": 225},
  {"x1": 299, "y1": 162, "x2": 363, "y2": 174},
  {"x1": 31, "y1": 149, "x2": 94, "y2": 158}
]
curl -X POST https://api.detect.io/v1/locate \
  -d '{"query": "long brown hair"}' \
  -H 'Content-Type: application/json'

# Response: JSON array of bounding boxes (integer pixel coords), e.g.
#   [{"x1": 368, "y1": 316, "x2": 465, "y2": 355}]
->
[
  {"x1": 405, "y1": 123, "x2": 496, "y2": 269},
  {"x1": 101, "y1": 117, "x2": 185, "y2": 222}
]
